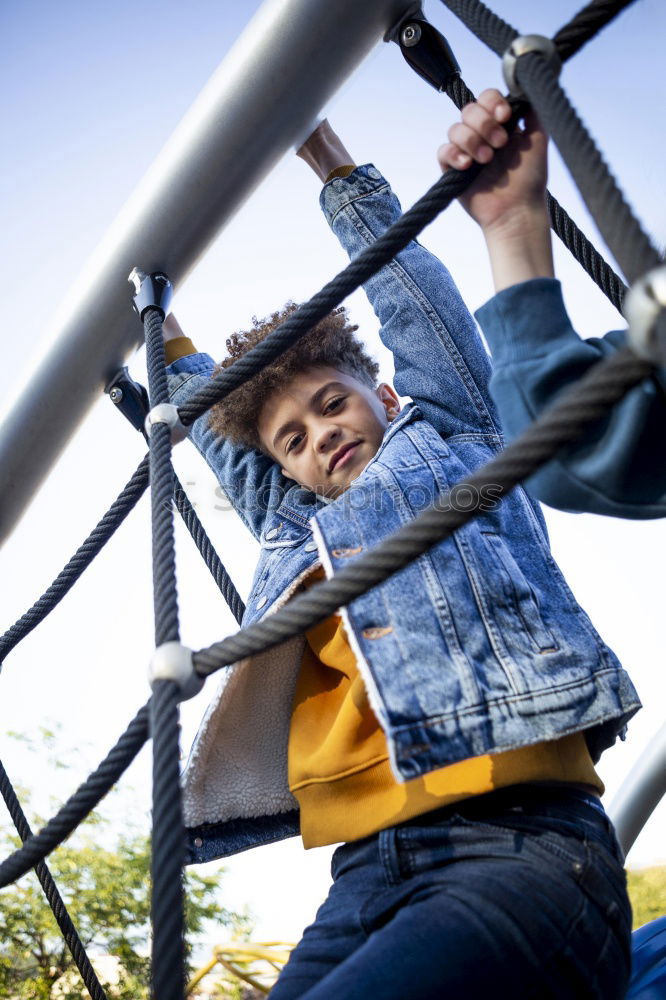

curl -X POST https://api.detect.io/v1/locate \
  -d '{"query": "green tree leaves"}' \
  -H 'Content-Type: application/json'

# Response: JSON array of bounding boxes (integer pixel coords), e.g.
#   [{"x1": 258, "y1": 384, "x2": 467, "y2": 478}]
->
[{"x1": 627, "y1": 865, "x2": 666, "y2": 929}]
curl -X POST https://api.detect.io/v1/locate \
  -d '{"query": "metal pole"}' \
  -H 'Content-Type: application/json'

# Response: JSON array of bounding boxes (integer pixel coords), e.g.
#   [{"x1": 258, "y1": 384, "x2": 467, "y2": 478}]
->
[
  {"x1": 0, "y1": 0, "x2": 416, "y2": 546},
  {"x1": 607, "y1": 722, "x2": 666, "y2": 857}
]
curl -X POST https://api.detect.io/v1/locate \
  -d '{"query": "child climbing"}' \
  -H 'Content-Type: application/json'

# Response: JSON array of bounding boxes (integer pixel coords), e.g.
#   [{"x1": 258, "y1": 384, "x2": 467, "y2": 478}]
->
[{"x1": 164, "y1": 119, "x2": 637, "y2": 998}]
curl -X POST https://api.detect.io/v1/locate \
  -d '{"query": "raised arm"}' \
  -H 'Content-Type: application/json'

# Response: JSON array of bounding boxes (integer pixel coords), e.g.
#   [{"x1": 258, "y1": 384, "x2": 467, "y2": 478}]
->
[
  {"x1": 163, "y1": 315, "x2": 288, "y2": 540},
  {"x1": 437, "y1": 88, "x2": 552, "y2": 292},
  {"x1": 439, "y1": 89, "x2": 666, "y2": 518},
  {"x1": 297, "y1": 122, "x2": 501, "y2": 439},
  {"x1": 477, "y1": 282, "x2": 666, "y2": 517}
]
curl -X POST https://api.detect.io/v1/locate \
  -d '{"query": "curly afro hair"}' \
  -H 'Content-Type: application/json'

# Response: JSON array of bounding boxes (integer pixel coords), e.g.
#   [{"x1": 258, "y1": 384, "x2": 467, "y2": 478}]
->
[{"x1": 208, "y1": 302, "x2": 380, "y2": 452}]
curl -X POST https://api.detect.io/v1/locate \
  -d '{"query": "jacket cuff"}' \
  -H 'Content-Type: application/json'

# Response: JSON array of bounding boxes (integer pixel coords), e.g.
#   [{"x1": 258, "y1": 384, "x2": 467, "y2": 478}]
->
[
  {"x1": 475, "y1": 278, "x2": 578, "y2": 365},
  {"x1": 319, "y1": 164, "x2": 389, "y2": 224},
  {"x1": 166, "y1": 351, "x2": 216, "y2": 375}
]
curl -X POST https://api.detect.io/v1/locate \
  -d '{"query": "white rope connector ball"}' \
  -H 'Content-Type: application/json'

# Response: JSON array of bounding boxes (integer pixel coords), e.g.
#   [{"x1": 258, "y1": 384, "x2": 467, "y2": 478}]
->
[
  {"x1": 624, "y1": 265, "x2": 666, "y2": 366},
  {"x1": 144, "y1": 403, "x2": 188, "y2": 444},
  {"x1": 148, "y1": 642, "x2": 204, "y2": 701}
]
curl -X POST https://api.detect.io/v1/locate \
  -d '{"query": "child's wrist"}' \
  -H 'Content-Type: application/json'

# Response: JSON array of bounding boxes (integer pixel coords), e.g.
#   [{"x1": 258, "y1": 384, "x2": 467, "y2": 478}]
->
[
  {"x1": 163, "y1": 313, "x2": 186, "y2": 342},
  {"x1": 480, "y1": 203, "x2": 550, "y2": 246},
  {"x1": 482, "y1": 206, "x2": 554, "y2": 292},
  {"x1": 296, "y1": 119, "x2": 355, "y2": 183}
]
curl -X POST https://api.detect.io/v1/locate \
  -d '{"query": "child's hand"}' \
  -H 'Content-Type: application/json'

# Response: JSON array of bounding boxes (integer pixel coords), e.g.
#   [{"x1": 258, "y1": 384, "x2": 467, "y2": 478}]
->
[{"x1": 437, "y1": 89, "x2": 548, "y2": 238}]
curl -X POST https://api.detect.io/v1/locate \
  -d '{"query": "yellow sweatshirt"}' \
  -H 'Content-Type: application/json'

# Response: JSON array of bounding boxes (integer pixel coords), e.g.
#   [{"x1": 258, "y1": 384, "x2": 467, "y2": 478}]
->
[{"x1": 289, "y1": 571, "x2": 603, "y2": 848}]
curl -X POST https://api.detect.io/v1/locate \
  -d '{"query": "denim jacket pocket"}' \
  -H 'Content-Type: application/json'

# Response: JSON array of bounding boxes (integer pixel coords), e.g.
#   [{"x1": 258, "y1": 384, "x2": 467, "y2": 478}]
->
[{"x1": 481, "y1": 531, "x2": 560, "y2": 655}]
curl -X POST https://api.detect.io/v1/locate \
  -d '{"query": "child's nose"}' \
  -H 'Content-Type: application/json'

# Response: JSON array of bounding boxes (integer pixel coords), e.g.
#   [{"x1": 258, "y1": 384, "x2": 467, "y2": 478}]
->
[{"x1": 315, "y1": 424, "x2": 341, "y2": 453}]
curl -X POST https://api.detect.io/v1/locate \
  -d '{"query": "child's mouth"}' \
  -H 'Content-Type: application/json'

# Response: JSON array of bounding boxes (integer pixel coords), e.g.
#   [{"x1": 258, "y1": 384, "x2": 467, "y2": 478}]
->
[{"x1": 329, "y1": 442, "x2": 360, "y2": 473}]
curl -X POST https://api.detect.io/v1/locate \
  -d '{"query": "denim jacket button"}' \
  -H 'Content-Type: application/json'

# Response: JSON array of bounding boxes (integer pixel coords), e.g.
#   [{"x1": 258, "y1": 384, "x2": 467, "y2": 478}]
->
[
  {"x1": 305, "y1": 541, "x2": 318, "y2": 552},
  {"x1": 362, "y1": 626, "x2": 393, "y2": 640},
  {"x1": 265, "y1": 527, "x2": 279, "y2": 540},
  {"x1": 193, "y1": 837, "x2": 203, "y2": 848},
  {"x1": 368, "y1": 167, "x2": 381, "y2": 180},
  {"x1": 256, "y1": 595, "x2": 268, "y2": 610}
]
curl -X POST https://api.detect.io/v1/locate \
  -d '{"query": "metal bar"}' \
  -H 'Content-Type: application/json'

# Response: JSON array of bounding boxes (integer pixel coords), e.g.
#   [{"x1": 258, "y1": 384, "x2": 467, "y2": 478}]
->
[
  {"x1": 607, "y1": 722, "x2": 666, "y2": 857},
  {"x1": 0, "y1": 0, "x2": 416, "y2": 546}
]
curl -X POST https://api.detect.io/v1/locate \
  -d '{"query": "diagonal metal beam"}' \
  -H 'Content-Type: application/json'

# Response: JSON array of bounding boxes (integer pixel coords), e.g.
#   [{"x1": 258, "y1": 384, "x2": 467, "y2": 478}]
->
[
  {"x1": 608, "y1": 722, "x2": 666, "y2": 857},
  {"x1": 0, "y1": 0, "x2": 416, "y2": 546}
]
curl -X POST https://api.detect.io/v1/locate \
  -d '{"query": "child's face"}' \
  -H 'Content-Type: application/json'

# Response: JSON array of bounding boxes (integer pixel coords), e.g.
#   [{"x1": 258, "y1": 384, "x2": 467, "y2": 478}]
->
[{"x1": 257, "y1": 366, "x2": 401, "y2": 499}]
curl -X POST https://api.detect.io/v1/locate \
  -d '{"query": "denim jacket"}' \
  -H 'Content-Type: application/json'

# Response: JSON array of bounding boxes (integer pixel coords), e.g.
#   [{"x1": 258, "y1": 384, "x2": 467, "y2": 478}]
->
[{"x1": 168, "y1": 166, "x2": 640, "y2": 863}]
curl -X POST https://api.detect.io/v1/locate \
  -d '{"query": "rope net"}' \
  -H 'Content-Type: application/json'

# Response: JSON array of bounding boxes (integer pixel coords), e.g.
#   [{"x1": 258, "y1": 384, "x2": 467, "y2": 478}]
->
[{"x1": 1, "y1": 0, "x2": 660, "y2": 996}]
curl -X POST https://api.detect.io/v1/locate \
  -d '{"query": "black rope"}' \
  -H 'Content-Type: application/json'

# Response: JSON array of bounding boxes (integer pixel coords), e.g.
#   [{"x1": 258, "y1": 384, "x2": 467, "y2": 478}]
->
[
  {"x1": 173, "y1": 477, "x2": 245, "y2": 625},
  {"x1": 145, "y1": 310, "x2": 171, "y2": 412},
  {"x1": 546, "y1": 193, "x2": 626, "y2": 310},
  {"x1": 439, "y1": 0, "x2": 517, "y2": 56},
  {"x1": 439, "y1": 0, "x2": 634, "y2": 62},
  {"x1": 553, "y1": 0, "x2": 638, "y2": 62},
  {"x1": 150, "y1": 682, "x2": 186, "y2": 1000},
  {"x1": 150, "y1": 421, "x2": 180, "y2": 644},
  {"x1": 515, "y1": 52, "x2": 660, "y2": 284},
  {"x1": 0, "y1": 457, "x2": 149, "y2": 665},
  {"x1": 144, "y1": 309, "x2": 179, "y2": 645},
  {"x1": 440, "y1": 72, "x2": 627, "y2": 312},
  {"x1": 443, "y1": 71, "x2": 474, "y2": 108},
  {"x1": 192, "y1": 347, "x2": 653, "y2": 676},
  {"x1": 105, "y1": 370, "x2": 244, "y2": 624},
  {"x1": 0, "y1": 761, "x2": 107, "y2": 1000},
  {"x1": 0, "y1": 703, "x2": 149, "y2": 888},
  {"x1": 143, "y1": 305, "x2": 186, "y2": 999}
]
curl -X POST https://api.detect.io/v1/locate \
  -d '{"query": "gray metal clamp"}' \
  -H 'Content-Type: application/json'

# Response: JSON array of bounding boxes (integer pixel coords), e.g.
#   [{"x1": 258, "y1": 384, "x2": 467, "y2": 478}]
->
[{"x1": 502, "y1": 35, "x2": 561, "y2": 99}]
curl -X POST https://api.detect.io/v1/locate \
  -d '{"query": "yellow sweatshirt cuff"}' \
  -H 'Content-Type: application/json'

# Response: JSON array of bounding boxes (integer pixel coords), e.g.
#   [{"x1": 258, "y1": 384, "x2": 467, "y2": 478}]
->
[
  {"x1": 324, "y1": 164, "x2": 356, "y2": 184},
  {"x1": 164, "y1": 336, "x2": 197, "y2": 365}
]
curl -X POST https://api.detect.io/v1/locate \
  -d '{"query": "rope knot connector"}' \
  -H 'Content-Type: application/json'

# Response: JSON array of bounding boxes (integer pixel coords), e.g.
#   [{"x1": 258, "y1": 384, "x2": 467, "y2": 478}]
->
[
  {"x1": 502, "y1": 35, "x2": 561, "y2": 99},
  {"x1": 149, "y1": 641, "x2": 204, "y2": 701},
  {"x1": 128, "y1": 267, "x2": 173, "y2": 321},
  {"x1": 145, "y1": 403, "x2": 188, "y2": 444},
  {"x1": 624, "y1": 265, "x2": 666, "y2": 365}
]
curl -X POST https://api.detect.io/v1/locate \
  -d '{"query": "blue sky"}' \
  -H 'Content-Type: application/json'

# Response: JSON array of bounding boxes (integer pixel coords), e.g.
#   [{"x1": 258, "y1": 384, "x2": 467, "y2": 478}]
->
[{"x1": 2, "y1": 0, "x2": 665, "y2": 946}]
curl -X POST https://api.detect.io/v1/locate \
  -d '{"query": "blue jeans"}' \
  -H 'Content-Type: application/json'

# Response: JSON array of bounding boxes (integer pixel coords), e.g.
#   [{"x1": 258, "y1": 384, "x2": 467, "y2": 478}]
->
[{"x1": 270, "y1": 786, "x2": 632, "y2": 999}]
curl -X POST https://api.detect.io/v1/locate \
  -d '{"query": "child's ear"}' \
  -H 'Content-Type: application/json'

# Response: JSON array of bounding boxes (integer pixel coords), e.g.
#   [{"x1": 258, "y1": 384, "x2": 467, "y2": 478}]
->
[{"x1": 377, "y1": 382, "x2": 401, "y2": 421}]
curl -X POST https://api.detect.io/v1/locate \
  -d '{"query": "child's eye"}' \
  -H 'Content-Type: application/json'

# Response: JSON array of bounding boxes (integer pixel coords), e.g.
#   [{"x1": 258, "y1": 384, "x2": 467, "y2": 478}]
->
[
  {"x1": 324, "y1": 396, "x2": 345, "y2": 413},
  {"x1": 286, "y1": 433, "x2": 304, "y2": 454}
]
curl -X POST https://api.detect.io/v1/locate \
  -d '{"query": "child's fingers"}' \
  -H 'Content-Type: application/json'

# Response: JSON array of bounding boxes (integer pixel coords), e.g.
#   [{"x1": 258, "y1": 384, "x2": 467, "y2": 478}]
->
[
  {"x1": 459, "y1": 102, "x2": 509, "y2": 150},
  {"x1": 475, "y1": 88, "x2": 512, "y2": 124},
  {"x1": 437, "y1": 91, "x2": 513, "y2": 173},
  {"x1": 437, "y1": 141, "x2": 473, "y2": 171},
  {"x1": 447, "y1": 121, "x2": 495, "y2": 164}
]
